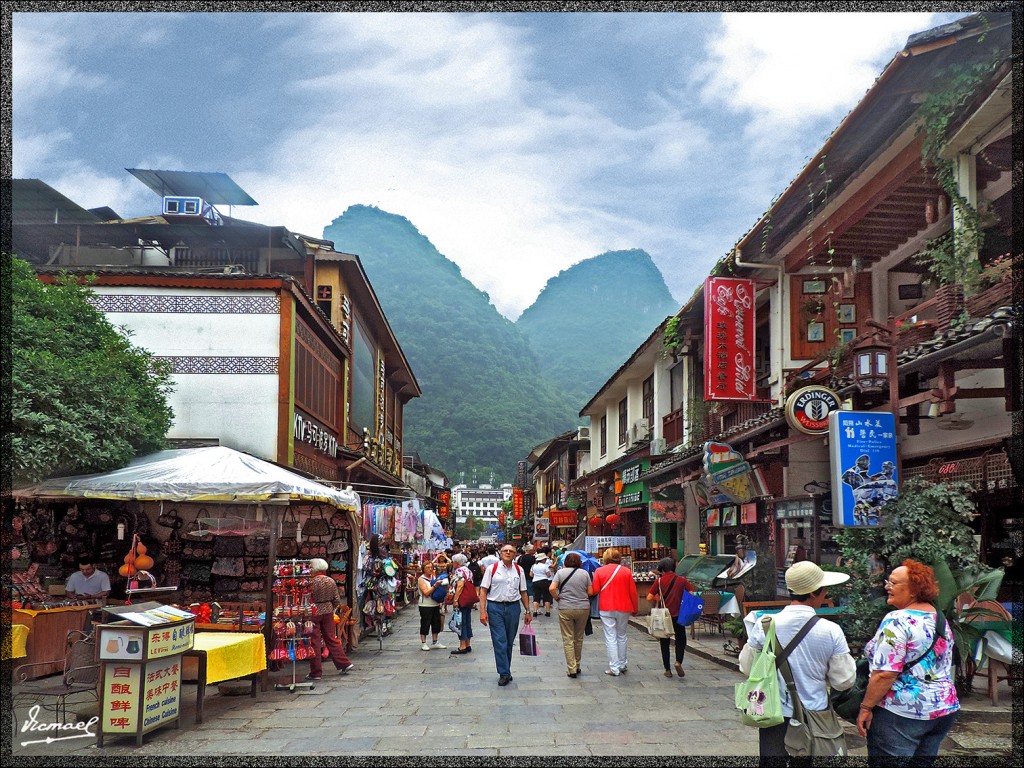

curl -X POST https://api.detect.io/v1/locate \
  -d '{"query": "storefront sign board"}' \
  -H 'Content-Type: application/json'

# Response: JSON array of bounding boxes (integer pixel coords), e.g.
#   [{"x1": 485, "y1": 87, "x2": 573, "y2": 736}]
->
[
  {"x1": 704, "y1": 276, "x2": 756, "y2": 401},
  {"x1": 829, "y1": 411, "x2": 898, "y2": 527},
  {"x1": 785, "y1": 385, "x2": 842, "y2": 434}
]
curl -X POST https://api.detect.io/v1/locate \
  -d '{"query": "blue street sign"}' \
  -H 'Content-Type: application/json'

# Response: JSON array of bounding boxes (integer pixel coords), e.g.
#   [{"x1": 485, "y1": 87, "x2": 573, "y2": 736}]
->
[{"x1": 829, "y1": 411, "x2": 898, "y2": 527}]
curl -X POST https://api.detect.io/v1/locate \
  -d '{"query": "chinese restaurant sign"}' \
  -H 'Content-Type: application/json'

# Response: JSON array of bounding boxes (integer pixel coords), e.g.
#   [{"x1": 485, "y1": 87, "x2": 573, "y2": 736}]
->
[
  {"x1": 549, "y1": 510, "x2": 578, "y2": 527},
  {"x1": 512, "y1": 488, "x2": 524, "y2": 520},
  {"x1": 704, "y1": 277, "x2": 756, "y2": 401}
]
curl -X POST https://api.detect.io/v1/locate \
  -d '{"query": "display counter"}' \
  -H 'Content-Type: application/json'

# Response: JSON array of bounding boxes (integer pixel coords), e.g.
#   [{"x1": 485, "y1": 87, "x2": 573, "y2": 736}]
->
[
  {"x1": 13, "y1": 604, "x2": 100, "y2": 678},
  {"x1": 183, "y1": 631, "x2": 267, "y2": 724}
]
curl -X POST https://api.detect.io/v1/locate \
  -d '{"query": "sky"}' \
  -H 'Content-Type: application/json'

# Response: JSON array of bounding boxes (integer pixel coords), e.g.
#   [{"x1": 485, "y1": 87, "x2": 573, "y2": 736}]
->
[{"x1": 11, "y1": 8, "x2": 971, "y2": 320}]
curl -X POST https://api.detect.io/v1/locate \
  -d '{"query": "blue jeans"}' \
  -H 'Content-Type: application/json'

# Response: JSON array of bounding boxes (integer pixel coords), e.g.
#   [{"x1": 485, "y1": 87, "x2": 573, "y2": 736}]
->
[
  {"x1": 866, "y1": 707, "x2": 957, "y2": 767},
  {"x1": 486, "y1": 600, "x2": 521, "y2": 677},
  {"x1": 459, "y1": 606, "x2": 473, "y2": 641}
]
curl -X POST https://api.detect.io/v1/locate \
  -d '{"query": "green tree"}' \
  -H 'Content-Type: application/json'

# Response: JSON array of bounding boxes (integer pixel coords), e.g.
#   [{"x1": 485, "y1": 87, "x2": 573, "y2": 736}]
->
[
  {"x1": 7, "y1": 256, "x2": 174, "y2": 484},
  {"x1": 833, "y1": 478, "x2": 987, "y2": 649}
]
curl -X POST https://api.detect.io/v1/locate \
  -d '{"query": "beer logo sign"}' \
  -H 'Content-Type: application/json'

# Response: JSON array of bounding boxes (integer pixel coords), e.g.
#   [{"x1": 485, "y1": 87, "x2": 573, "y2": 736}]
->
[{"x1": 786, "y1": 385, "x2": 842, "y2": 434}]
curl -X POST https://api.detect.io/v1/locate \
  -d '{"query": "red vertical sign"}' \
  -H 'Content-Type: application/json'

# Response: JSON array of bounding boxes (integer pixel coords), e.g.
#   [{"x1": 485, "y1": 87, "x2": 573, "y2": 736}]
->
[
  {"x1": 704, "y1": 277, "x2": 756, "y2": 401},
  {"x1": 512, "y1": 489, "x2": 523, "y2": 520}
]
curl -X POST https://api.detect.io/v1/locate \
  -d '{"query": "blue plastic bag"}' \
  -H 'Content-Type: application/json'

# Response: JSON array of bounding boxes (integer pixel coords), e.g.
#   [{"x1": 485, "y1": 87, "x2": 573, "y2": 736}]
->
[{"x1": 676, "y1": 589, "x2": 704, "y2": 627}]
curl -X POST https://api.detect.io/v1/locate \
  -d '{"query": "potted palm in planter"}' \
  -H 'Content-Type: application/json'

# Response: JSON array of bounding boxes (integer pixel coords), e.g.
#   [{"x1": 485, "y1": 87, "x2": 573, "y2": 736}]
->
[{"x1": 722, "y1": 615, "x2": 747, "y2": 657}]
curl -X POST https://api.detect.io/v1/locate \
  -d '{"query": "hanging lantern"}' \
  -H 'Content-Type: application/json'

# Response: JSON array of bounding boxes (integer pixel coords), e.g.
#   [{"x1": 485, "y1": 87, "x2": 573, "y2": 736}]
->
[
  {"x1": 588, "y1": 516, "x2": 604, "y2": 531},
  {"x1": 852, "y1": 336, "x2": 889, "y2": 393},
  {"x1": 605, "y1": 513, "x2": 621, "y2": 528}
]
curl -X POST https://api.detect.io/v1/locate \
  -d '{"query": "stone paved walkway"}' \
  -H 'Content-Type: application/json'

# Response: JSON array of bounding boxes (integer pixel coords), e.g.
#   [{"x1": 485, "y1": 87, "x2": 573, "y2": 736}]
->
[{"x1": 9, "y1": 604, "x2": 1014, "y2": 759}]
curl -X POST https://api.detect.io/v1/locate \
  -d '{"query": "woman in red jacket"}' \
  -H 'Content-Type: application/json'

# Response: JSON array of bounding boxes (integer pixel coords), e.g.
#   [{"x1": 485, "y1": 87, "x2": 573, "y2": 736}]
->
[
  {"x1": 645, "y1": 557, "x2": 695, "y2": 678},
  {"x1": 588, "y1": 548, "x2": 638, "y2": 676}
]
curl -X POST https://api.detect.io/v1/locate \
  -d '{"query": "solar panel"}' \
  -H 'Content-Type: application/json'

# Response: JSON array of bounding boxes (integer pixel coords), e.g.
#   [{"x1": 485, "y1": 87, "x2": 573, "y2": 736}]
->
[{"x1": 125, "y1": 169, "x2": 258, "y2": 206}]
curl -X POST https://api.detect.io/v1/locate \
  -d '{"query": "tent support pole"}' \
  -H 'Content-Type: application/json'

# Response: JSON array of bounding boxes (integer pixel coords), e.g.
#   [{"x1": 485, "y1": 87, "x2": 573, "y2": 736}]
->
[{"x1": 263, "y1": 505, "x2": 281, "y2": 670}]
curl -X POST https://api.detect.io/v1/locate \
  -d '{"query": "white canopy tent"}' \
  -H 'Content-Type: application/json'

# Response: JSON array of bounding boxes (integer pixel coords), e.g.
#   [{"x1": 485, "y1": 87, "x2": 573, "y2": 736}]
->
[
  {"x1": 13, "y1": 446, "x2": 360, "y2": 509},
  {"x1": 14, "y1": 446, "x2": 363, "y2": 652}
]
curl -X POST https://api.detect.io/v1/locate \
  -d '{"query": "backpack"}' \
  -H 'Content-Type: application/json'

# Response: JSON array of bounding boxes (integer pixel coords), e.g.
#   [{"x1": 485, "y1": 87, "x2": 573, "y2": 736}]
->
[
  {"x1": 430, "y1": 575, "x2": 449, "y2": 603},
  {"x1": 487, "y1": 561, "x2": 524, "y2": 592},
  {"x1": 468, "y1": 560, "x2": 483, "y2": 586}
]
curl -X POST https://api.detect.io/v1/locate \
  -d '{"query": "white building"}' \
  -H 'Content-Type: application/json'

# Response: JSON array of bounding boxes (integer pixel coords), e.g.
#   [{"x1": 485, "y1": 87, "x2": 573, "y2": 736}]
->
[{"x1": 452, "y1": 483, "x2": 513, "y2": 530}]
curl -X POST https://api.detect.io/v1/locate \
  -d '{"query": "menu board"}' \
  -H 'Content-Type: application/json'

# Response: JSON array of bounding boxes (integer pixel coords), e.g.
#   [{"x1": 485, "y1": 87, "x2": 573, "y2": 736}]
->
[
  {"x1": 147, "y1": 621, "x2": 194, "y2": 659},
  {"x1": 141, "y1": 657, "x2": 181, "y2": 733}
]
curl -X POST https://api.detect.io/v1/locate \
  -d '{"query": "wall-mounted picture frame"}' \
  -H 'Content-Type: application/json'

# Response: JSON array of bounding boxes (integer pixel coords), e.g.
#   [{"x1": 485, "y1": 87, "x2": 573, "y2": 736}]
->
[
  {"x1": 838, "y1": 304, "x2": 857, "y2": 323},
  {"x1": 803, "y1": 279, "x2": 827, "y2": 295},
  {"x1": 840, "y1": 328, "x2": 858, "y2": 344},
  {"x1": 898, "y1": 283, "x2": 924, "y2": 300},
  {"x1": 807, "y1": 322, "x2": 825, "y2": 342}
]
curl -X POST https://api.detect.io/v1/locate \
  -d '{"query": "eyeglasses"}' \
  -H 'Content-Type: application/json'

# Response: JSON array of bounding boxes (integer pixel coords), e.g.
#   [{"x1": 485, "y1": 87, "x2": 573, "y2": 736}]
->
[
  {"x1": 500, "y1": 549, "x2": 515, "y2": 555},
  {"x1": 884, "y1": 579, "x2": 904, "y2": 588}
]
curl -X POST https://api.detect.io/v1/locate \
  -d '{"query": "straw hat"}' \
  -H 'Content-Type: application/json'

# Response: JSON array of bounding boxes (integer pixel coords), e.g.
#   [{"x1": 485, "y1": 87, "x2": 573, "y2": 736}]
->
[{"x1": 785, "y1": 561, "x2": 849, "y2": 594}]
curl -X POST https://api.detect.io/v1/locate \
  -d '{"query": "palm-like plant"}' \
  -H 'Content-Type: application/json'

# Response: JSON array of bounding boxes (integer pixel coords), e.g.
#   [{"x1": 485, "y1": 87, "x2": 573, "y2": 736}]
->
[{"x1": 932, "y1": 560, "x2": 1006, "y2": 693}]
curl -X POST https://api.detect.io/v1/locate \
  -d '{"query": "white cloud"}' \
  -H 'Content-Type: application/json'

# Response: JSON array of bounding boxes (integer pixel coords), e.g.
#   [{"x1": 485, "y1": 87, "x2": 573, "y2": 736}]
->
[
  {"x1": 12, "y1": 17, "x2": 108, "y2": 113},
  {"x1": 698, "y1": 12, "x2": 942, "y2": 127}
]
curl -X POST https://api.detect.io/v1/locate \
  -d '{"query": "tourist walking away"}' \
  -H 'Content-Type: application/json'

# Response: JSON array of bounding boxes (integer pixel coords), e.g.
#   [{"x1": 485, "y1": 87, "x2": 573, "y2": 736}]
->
[
  {"x1": 857, "y1": 559, "x2": 959, "y2": 767},
  {"x1": 449, "y1": 553, "x2": 476, "y2": 655},
  {"x1": 549, "y1": 552, "x2": 592, "y2": 678},
  {"x1": 306, "y1": 558, "x2": 353, "y2": 680},
  {"x1": 740, "y1": 561, "x2": 856, "y2": 763},
  {"x1": 645, "y1": 557, "x2": 695, "y2": 678},
  {"x1": 479, "y1": 544, "x2": 531, "y2": 686},
  {"x1": 588, "y1": 548, "x2": 638, "y2": 676},
  {"x1": 479, "y1": 544, "x2": 499, "y2": 569},
  {"x1": 531, "y1": 548, "x2": 554, "y2": 616},
  {"x1": 416, "y1": 561, "x2": 447, "y2": 651},
  {"x1": 517, "y1": 545, "x2": 537, "y2": 608}
]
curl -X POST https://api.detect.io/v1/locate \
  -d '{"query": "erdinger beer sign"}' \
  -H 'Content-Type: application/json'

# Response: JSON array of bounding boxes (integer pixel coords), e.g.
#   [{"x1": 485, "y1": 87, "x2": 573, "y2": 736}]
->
[
  {"x1": 786, "y1": 385, "x2": 842, "y2": 435},
  {"x1": 704, "y1": 277, "x2": 756, "y2": 401}
]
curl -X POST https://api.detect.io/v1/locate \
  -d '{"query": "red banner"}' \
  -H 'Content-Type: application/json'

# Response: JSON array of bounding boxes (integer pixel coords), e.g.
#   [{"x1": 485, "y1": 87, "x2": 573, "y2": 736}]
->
[
  {"x1": 549, "y1": 510, "x2": 578, "y2": 527},
  {"x1": 704, "y1": 276, "x2": 756, "y2": 401},
  {"x1": 512, "y1": 488, "x2": 523, "y2": 520}
]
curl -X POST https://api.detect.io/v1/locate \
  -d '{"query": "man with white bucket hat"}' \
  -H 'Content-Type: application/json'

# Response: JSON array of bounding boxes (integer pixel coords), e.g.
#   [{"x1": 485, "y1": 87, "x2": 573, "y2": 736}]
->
[{"x1": 739, "y1": 561, "x2": 857, "y2": 763}]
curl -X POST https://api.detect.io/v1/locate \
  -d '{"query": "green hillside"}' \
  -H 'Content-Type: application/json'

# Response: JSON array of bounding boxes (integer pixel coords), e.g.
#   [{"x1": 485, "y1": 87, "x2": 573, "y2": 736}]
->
[
  {"x1": 323, "y1": 205, "x2": 578, "y2": 482},
  {"x1": 515, "y1": 249, "x2": 679, "y2": 410}
]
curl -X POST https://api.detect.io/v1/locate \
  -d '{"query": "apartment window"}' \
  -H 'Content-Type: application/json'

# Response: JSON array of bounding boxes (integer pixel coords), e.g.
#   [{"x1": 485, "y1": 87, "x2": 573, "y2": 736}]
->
[
  {"x1": 642, "y1": 375, "x2": 654, "y2": 425},
  {"x1": 618, "y1": 398, "x2": 628, "y2": 446},
  {"x1": 600, "y1": 415, "x2": 608, "y2": 455}
]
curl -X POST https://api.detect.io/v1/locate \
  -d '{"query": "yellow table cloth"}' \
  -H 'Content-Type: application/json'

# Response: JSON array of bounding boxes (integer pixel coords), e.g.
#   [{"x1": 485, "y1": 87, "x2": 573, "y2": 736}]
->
[
  {"x1": 4, "y1": 624, "x2": 29, "y2": 660},
  {"x1": 191, "y1": 632, "x2": 266, "y2": 684}
]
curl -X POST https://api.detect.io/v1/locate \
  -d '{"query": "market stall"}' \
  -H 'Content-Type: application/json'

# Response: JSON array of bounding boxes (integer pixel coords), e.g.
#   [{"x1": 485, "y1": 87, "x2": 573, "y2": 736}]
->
[{"x1": 12, "y1": 447, "x2": 361, "y2": 686}]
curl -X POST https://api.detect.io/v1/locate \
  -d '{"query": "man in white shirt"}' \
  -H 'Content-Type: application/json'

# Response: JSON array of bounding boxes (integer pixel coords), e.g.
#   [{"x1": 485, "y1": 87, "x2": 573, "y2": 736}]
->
[
  {"x1": 65, "y1": 558, "x2": 111, "y2": 603},
  {"x1": 739, "y1": 561, "x2": 856, "y2": 763},
  {"x1": 479, "y1": 545, "x2": 532, "y2": 686},
  {"x1": 478, "y1": 545, "x2": 499, "y2": 570}
]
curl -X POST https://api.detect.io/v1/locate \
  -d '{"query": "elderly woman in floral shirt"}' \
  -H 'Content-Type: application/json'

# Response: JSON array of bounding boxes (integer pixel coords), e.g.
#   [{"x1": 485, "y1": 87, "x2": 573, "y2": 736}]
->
[
  {"x1": 306, "y1": 558, "x2": 354, "y2": 680},
  {"x1": 857, "y1": 559, "x2": 958, "y2": 766}
]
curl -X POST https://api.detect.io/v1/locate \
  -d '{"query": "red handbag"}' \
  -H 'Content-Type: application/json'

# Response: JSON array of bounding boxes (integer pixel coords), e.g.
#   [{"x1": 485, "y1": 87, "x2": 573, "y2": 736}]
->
[{"x1": 457, "y1": 578, "x2": 479, "y2": 608}]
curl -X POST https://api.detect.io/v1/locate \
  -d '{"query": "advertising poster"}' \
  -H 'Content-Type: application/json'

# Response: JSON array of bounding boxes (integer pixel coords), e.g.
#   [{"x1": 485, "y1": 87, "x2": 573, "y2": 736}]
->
[
  {"x1": 649, "y1": 500, "x2": 686, "y2": 523},
  {"x1": 829, "y1": 411, "x2": 898, "y2": 526},
  {"x1": 533, "y1": 512, "x2": 549, "y2": 539}
]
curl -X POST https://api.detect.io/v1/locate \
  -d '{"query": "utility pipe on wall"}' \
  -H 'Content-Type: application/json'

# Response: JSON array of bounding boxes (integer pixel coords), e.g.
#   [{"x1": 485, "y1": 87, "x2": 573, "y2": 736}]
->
[{"x1": 732, "y1": 247, "x2": 785, "y2": 405}]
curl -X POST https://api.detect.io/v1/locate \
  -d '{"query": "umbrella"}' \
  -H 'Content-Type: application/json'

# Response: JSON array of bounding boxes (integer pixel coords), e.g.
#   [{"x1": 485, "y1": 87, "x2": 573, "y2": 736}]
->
[{"x1": 556, "y1": 550, "x2": 600, "y2": 574}]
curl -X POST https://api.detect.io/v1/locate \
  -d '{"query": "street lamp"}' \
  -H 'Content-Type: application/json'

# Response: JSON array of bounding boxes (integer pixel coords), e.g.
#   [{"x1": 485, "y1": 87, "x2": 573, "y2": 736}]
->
[{"x1": 853, "y1": 337, "x2": 889, "y2": 393}]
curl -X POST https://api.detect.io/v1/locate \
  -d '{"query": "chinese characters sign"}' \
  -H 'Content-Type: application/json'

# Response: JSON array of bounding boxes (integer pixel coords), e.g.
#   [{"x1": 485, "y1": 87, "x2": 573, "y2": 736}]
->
[
  {"x1": 141, "y1": 657, "x2": 181, "y2": 733},
  {"x1": 549, "y1": 510, "x2": 578, "y2": 527},
  {"x1": 102, "y1": 664, "x2": 142, "y2": 733},
  {"x1": 704, "y1": 277, "x2": 756, "y2": 401},
  {"x1": 829, "y1": 411, "x2": 898, "y2": 527},
  {"x1": 147, "y1": 622, "x2": 194, "y2": 659},
  {"x1": 512, "y1": 488, "x2": 524, "y2": 520}
]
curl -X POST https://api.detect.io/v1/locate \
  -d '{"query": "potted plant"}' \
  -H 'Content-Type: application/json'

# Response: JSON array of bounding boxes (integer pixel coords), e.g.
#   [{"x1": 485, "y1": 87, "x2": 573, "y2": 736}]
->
[{"x1": 722, "y1": 615, "x2": 747, "y2": 656}]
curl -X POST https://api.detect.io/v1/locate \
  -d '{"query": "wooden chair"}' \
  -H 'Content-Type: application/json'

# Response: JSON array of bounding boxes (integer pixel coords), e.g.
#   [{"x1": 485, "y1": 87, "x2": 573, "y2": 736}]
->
[{"x1": 13, "y1": 630, "x2": 99, "y2": 724}]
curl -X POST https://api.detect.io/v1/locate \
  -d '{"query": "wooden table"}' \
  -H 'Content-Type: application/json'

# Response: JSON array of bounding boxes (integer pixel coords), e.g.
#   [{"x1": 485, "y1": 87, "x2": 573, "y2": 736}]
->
[
  {"x1": 12, "y1": 605, "x2": 99, "y2": 678},
  {"x1": 183, "y1": 632, "x2": 267, "y2": 724}
]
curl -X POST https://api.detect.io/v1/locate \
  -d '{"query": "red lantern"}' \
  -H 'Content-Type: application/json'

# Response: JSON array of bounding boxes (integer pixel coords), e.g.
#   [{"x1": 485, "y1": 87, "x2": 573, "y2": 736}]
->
[
  {"x1": 588, "y1": 516, "x2": 604, "y2": 531},
  {"x1": 605, "y1": 513, "x2": 621, "y2": 527}
]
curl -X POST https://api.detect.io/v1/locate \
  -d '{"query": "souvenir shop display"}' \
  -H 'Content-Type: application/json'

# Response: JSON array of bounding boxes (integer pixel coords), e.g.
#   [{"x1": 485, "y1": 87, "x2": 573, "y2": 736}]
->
[
  {"x1": 270, "y1": 559, "x2": 317, "y2": 691},
  {"x1": 358, "y1": 535, "x2": 399, "y2": 643}
]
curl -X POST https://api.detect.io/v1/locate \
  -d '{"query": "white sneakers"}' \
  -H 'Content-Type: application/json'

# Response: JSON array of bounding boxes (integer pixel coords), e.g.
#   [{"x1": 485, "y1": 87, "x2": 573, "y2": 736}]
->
[
  {"x1": 421, "y1": 641, "x2": 447, "y2": 650},
  {"x1": 421, "y1": 643, "x2": 431, "y2": 651}
]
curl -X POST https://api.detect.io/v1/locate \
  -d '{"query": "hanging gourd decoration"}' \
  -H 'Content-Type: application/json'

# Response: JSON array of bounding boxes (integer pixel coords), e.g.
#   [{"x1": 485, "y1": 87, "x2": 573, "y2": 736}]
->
[
  {"x1": 119, "y1": 534, "x2": 139, "y2": 577},
  {"x1": 133, "y1": 539, "x2": 155, "y2": 571}
]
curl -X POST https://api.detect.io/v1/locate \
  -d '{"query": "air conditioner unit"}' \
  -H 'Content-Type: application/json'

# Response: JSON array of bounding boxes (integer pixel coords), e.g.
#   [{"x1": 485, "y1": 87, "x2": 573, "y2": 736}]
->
[
  {"x1": 576, "y1": 426, "x2": 590, "y2": 442},
  {"x1": 631, "y1": 418, "x2": 650, "y2": 443},
  {"x1": 650, "y1": 437, "x2": 667, "y2": 455}
]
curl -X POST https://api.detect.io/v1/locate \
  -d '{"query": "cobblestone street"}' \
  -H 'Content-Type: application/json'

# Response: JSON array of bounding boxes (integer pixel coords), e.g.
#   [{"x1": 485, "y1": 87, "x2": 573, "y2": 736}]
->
[{"x1": 10, "y1": 603, "x2": 1014, "y2": 760}]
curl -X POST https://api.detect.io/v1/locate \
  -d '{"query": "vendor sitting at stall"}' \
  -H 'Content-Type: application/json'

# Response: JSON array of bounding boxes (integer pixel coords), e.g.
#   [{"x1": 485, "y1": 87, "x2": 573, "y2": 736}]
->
[{"x1": 65, "y1": 557, "x2": 111, "y2": 603}]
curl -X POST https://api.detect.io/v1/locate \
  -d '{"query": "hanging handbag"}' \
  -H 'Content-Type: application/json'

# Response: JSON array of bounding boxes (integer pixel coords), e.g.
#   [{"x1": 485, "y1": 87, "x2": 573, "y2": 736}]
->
[
  {"x1": 648, "y1": 576, "x2": 675, "y2": 639},
  {"x1": 735, "y1": 616, "x2": 785, "y2": 728},
  {"x1": 518, "y1": 624, "x2": 539, "y2": 656},
  {"x1": 457, "y1": 577, "x2": 479, "y2": 608}
]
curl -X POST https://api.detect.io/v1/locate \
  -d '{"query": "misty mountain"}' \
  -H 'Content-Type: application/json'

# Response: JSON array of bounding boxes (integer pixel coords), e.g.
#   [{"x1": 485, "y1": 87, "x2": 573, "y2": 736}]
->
[
  {"x1": 323, "y1": 205, "x2": 578, "y2": 482},
  {"x1": 515, "y1": 249, "x2": 679, "y2": 410}
]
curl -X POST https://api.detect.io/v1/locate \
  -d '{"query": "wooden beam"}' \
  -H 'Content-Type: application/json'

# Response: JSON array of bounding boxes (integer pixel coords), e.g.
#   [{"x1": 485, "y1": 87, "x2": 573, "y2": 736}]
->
[
  {"x1": 954, "y1": 387, "x2": 1007, "y2": 399},
  {"x1": 786, "y1": 134, "x2": 928, "y2": 272},
  {"x1": 746, "y1": 431, "x2": 819, "y2": 458},
  {"x1": 898, "y1": 390, "x2": 937, "y2": 409}
]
